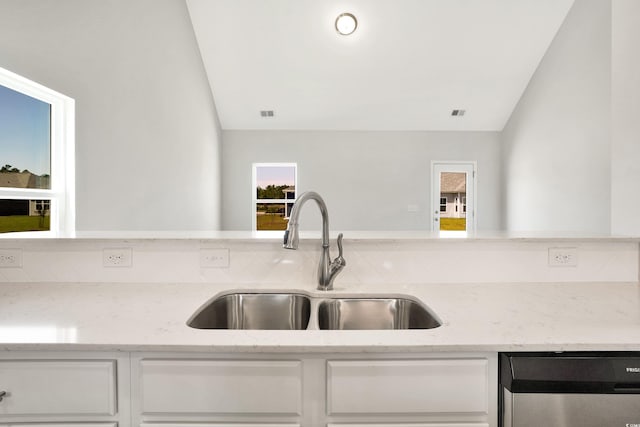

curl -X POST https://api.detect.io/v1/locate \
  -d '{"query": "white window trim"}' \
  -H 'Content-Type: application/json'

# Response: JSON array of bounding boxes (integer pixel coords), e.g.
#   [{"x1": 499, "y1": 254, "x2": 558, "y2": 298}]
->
[
  {"x1": 252, "y1": 162, "x2": 297, "y2": 233},
  {"x1": 0, "y1": 67, "x2": 75, "y2": 237}
]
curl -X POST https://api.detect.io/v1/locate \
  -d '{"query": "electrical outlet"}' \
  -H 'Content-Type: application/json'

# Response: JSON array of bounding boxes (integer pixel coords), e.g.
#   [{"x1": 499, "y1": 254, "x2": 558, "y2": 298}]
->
[
  {"x1": 103, "y1": 248, "x2": 133, "y2": 267},
  {"x1": 200, "y1": 248, "x2": 230, "y2": 268},
  {"x1": 548, "y1": 247, "x2": 578, "y2": 267},
  {"x1": 0, "y1": 249, "x2": 23, "y2": 268}
]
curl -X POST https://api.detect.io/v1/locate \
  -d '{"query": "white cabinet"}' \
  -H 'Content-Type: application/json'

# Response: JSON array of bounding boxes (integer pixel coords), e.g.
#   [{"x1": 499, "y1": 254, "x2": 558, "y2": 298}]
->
[
  {"x1": 0, "y1": 353, "x2": 129, "y2": 427},
  {"x1": 132, "y1": 353, "x2": 497, "y2": 427},
  {"x1": 132, "y1": 355, "x2": 304, "y2": 426},
  {"x1": 0, "y1": 351, "x2": 496, "y2": 427},
  {"x1": 325, "y1": 356, "x2": 495, "y2": 427},
  {"x1": 139, "y1": 359, "x2": 302, "y2": 415},
  {"x1": 327, "y1": 359, "x2": 489, "y2": 415},
  {"x1": 0, "y1": 360, "x2": 116, "y2": 416}
]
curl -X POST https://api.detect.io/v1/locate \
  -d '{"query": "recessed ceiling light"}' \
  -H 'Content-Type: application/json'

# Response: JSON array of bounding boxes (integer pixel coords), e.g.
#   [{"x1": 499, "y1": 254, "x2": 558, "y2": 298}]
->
[{"x1": 335, "y1": 13, "x2": 357, "y2": 36}]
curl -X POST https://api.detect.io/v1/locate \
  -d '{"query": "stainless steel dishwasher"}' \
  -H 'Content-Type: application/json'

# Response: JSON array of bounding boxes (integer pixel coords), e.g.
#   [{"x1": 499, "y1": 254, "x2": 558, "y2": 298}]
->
[{"x1": 500, "y1": 352, "x2": 640, "y2": 427}]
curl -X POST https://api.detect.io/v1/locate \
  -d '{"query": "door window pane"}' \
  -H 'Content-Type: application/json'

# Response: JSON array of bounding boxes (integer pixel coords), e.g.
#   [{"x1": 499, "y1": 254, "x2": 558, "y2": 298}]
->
[{"x1": 439, "y1": 172, "x2": 467, "y2": 231}]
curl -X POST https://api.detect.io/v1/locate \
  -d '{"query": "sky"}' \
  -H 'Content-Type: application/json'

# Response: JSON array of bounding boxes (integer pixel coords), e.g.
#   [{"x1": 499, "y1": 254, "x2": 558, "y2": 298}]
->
[
  {"x1": 256, "y1": 165, "x2": 296, "y2": 188},
  {"x1": 0, "y1": 84, "x2": 51, "y2": 176}
]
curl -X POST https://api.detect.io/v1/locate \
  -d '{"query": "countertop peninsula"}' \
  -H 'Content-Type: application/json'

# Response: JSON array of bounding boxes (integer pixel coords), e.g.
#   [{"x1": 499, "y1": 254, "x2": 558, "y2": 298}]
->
[{"x1": 1, "y1": 281, "x2": 639, "y2": 353}]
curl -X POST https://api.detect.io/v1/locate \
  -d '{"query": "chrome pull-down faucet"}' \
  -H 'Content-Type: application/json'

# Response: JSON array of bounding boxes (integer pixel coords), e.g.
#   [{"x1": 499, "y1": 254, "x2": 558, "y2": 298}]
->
[{"x1": 283, "y1": 191, "x2": 346, "y2": 291}]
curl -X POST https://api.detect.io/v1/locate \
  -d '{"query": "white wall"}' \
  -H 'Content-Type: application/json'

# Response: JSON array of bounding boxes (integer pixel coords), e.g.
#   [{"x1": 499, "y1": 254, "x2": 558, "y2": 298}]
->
[
  {"x1": 222, "y1": 130, "x2": 501, "y2": 231},
  {"x1": 0, "y1": 0, "x2": 222, "y2": 231},
  {"x1": 611, "y1": 0, "x2": 640, "y2": 235},
  {"x1": 501, "y1": 0, "x2": 611, "y2": 233}
]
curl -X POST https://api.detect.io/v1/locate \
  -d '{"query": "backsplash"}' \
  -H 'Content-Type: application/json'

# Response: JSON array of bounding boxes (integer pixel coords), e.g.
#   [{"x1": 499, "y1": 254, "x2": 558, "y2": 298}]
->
[{"x1": 0, "y1": 238, "x2": 637, "y2": 285}]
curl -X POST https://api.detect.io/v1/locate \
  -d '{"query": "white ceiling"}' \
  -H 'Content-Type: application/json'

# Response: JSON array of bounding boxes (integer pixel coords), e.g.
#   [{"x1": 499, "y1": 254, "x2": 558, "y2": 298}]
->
[{"x1": 186, "y1": 0, "x2": 575, "y2": 131}]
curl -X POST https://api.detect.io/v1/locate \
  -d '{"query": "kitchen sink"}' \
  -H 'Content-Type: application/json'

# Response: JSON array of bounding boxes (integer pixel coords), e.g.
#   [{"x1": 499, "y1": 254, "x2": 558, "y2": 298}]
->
[
  {"x1": 187, "y1": 291, "x2": 441, "y2": 330},
  {"x1": 317, "y1": 297, "x2": 441, "y2": 330},
  {"x1": 187, "y1": 292, "x2": 311, "y2": 330}
]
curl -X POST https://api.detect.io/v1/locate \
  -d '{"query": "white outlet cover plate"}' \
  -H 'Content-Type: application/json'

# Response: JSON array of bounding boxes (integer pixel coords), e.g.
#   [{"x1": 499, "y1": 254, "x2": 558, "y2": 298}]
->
[
  {"x1": 548, "y1": 247, "x2": 578, "y2": 267},
  {"x1": 103, "y1": 248, "x2": 133, "y2": 268},
  {"x1": 0, "y1": 248, "x2": 23, "y2": 268},
  {"x1": 200, "y1": 248, "x2": 230, "y2": 268}
]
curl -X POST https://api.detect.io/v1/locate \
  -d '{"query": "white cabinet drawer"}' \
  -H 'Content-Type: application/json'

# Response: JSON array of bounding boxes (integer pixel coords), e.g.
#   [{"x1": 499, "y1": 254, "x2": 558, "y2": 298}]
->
[
  {"x1": 0, "y1": 360, "x2": 117, "y2": 416},
  {"x1": 140, "y1": 359, "x2": 302, "y2": 415},
  {"x1": 327, "y1": 359, "x2": 489, "y2": 415}
]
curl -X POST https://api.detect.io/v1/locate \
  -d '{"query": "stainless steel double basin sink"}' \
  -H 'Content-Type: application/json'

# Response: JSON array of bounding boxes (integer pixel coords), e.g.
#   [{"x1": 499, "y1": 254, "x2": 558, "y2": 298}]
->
[{"x1": 187, "y1": 291, "x2": 442, "y2": 330}]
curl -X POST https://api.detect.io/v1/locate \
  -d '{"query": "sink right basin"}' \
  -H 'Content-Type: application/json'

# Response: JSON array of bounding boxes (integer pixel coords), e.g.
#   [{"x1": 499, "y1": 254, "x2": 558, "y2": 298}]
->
[{"x1": 317, "y1": 297, "x2": 442, "y2": 330}]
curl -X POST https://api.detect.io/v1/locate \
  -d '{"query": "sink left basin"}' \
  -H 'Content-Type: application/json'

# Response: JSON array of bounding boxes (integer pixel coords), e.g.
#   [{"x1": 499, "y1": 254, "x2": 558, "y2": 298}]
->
[{"x1": 187, "y1": 292, "x2": 311, "y2": 330}]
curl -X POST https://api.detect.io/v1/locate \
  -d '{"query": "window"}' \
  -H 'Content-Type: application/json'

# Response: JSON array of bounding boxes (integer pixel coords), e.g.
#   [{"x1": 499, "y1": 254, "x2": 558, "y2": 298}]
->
[
  {"x1": 0, "y1": 67, "x2": 75, "y2": 236},
  {"x1": 252, "y1": 163, "x2": 297, "y2": 231},
  {"x1": 439, "y1": 197, "x2": 447, "y2": 212}
]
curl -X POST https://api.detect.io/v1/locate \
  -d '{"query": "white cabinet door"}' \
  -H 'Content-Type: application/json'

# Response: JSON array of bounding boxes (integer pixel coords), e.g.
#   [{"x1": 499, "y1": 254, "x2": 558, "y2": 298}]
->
[
  {"x1": 0, "y1": 360, "x2": 117, "y2": 416},
  {"x1": 327, "y1": 359, "x2": 489, "y2": 415},
  {"x1": 140, "y1": 359, "x2": 302, "y2": 415}
]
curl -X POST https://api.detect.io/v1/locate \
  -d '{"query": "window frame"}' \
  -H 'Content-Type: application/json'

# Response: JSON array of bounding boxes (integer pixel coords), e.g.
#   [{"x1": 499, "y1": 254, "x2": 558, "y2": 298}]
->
[
  {"x1": 0, "y1": 67, "x2": 75, "y2": 237},
  {"x1": 252, "y1": 162, "x2": 297, "y2": 233}
]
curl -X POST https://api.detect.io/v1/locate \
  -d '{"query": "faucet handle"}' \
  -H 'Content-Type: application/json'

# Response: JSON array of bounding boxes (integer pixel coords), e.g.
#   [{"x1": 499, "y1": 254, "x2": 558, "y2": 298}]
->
[
  {"x1": 334, "y1": 233, "x2": 346, "y2": 266},
  {"x1": 324, "y1": 233, "x2": 346, "y2": 291}
]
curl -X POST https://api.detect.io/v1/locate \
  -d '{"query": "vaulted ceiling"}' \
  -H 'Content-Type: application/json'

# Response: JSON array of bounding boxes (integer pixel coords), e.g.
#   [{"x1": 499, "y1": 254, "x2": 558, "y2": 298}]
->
[{"x1": 186, "y1": 0, "x2": 575, "y2": 131}]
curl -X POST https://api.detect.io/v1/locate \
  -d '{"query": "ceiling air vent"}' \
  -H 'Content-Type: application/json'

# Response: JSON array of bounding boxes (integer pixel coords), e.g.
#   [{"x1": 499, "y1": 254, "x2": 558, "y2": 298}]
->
[
  {"x1": 260, "y1": 110, "x2": 275, "y2": 118},
  {"x1": 451, "y1": 109, "x2": 466, "y2": 117}
]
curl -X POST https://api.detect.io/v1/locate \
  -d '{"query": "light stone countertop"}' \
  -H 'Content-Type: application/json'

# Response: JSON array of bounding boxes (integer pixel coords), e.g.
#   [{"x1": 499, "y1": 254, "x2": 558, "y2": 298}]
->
[{"x1": 0, "y1": 281, "x2": 639, "y2": 353}]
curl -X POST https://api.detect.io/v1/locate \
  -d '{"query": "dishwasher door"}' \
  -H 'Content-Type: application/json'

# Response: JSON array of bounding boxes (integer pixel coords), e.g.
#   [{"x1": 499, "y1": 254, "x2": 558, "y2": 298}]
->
[
  {"x1": 500, "y1": 352, "x2": 640, "y2": 427},
  {"x1": 503, "y1": 389, "x2": 640, "y2": 427}
]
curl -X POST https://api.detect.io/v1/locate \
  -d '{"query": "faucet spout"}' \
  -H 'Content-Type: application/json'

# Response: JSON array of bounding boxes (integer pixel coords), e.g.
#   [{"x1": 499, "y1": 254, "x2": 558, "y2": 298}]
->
[{"x1": 283, "y1": 191, "x2": 346, "y2": 291}]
